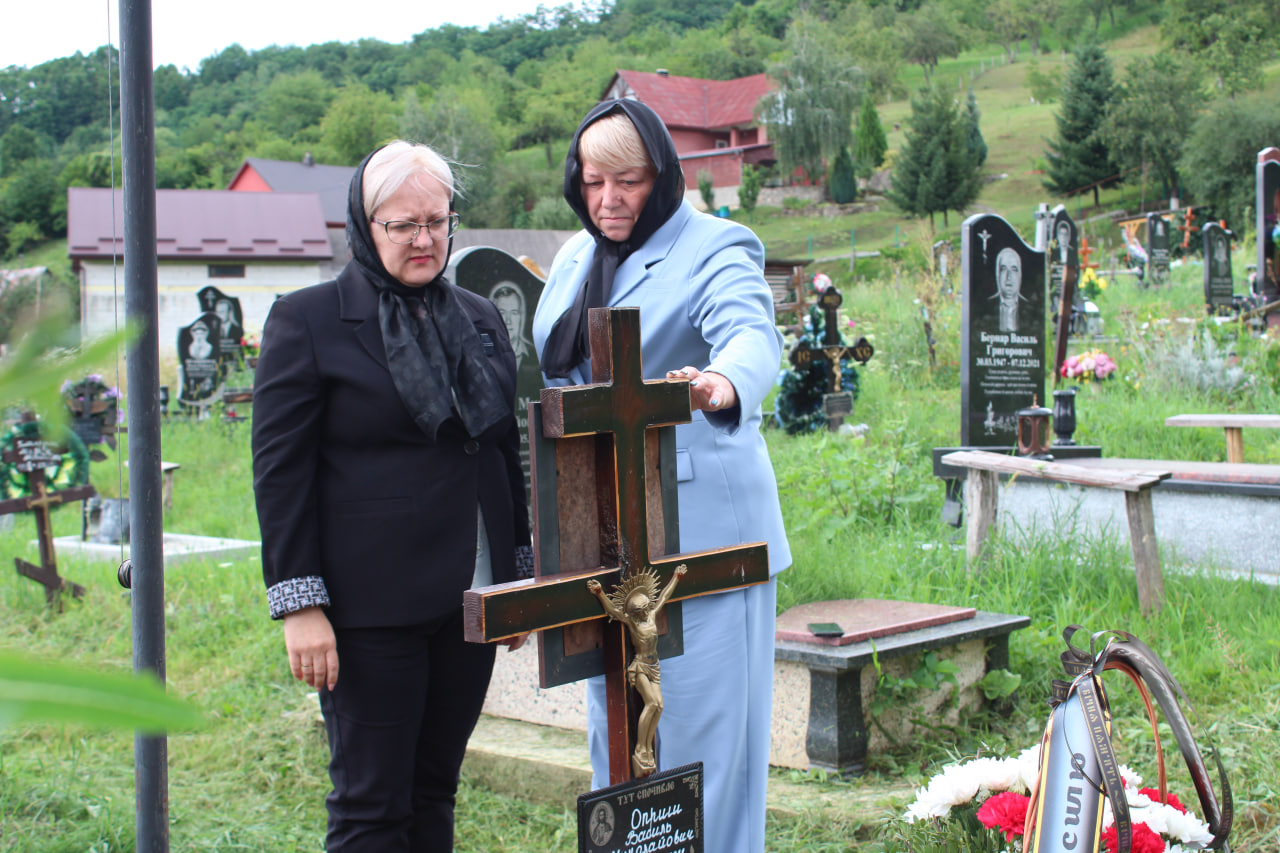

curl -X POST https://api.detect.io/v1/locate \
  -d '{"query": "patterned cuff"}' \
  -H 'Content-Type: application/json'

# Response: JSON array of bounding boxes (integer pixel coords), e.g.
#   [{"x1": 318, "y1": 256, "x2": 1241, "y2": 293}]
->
[
  {"x1": 267, "y1": 576, "x2": 330, "y2": 620},
  {"x1": 514, "y1": 544, "x2": 535, "y2": 579}
]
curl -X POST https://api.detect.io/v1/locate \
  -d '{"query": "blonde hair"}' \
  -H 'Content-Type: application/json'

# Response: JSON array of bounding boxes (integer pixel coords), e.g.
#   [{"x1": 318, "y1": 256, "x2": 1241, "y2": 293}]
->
[
  {"x1": 578, "y1": 114, "x2": 654, "y2": 175},
  {"x1": 361, "y1": 140, "x2": 456, "y2": 218}
]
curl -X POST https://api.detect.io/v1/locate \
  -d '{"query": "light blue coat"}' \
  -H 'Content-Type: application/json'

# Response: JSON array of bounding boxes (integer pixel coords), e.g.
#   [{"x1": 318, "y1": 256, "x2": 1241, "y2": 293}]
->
[{"x1": 532, "y1": 199, "x2": 792, "y2": 574}]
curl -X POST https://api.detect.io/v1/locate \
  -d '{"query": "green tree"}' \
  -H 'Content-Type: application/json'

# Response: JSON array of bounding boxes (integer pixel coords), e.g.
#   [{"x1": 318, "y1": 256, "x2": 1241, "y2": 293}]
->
[
  {"x1": 738, "y1": 164, "x2": 763, "y2": 215},
  {"x1": 837, "y1": 3, "x2": 906, "y2": 103},
  {"x1": 854, "y1": 96, "x2": 888, "y2": 179},
  {"x1": 964, "y1": 88, "x2": 987, "y2": 169},
  {"x1": 897, "y1": 3, "x2": 966, "y2": 85},
  {"x1": 889, "y1": 86, "x2": 981, "y2": 228},
  {"x1": 315, "y1": 83, "x2": 398, "y2": 165},
  {"x1": 828, "y1": 146, "x2": 858, "y2": 204},
  {"x1": 1101, "y1": 53, "x2": 1206, "y2": 202},
  {"x1": 1044, "y1": 43, "x2": 1118, "y2": 207},
  {"x1": 1162, "y1": 0, "x2": 1274, "y2": 96},
  {"x1": 0, "y1": 125, "x2": 42, "y2": 177},
  {"x1": 1180, "y1": 91, "x2": 1280, "y2": 230},
  {"x1": 698, "y1": 171, "x2": 716, "y2": 212},
  {"x1": 257, "y1": 70, "x2": 334, "y2": 139},
  {"x1": 757, "y1": 15, "x2": 865, "y2": 184}
]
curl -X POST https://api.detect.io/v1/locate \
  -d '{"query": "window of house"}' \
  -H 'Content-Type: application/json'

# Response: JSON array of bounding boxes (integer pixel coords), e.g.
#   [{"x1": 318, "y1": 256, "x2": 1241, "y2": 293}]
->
[{"x1": 208, "y1": 265, "x2": 245, "y2": 278}]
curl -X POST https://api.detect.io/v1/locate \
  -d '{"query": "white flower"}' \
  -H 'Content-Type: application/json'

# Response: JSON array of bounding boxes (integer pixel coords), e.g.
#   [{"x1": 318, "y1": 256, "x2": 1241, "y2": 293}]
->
[
  {"x1": 1015, "y1": 745, "x2": 1042, "y2": 793},
  {"x1": 1119, "y1": 764, "x2": 1144, "y2": 789},
  {"x1": 1161, "y1": 806, "x2": 1214, "y2": 846}
]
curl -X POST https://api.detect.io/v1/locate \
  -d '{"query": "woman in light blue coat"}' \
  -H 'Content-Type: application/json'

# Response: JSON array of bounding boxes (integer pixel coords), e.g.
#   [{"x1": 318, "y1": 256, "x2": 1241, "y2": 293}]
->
[{"x1": 533, "y1": 98, "x2": 791, "y2": 853}]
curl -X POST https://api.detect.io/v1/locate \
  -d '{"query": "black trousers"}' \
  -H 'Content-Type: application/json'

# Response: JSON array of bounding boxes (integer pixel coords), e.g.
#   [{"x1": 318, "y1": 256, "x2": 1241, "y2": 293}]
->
[{"x1": 319, "y1": 608, "x2": 496, "y2": 852}]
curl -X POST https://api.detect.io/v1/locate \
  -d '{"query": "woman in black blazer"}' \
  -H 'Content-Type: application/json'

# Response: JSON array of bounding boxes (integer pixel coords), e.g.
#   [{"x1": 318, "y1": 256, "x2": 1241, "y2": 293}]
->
[{"x1": 252, "y1": 140, "x2": 531, "y2": 852}]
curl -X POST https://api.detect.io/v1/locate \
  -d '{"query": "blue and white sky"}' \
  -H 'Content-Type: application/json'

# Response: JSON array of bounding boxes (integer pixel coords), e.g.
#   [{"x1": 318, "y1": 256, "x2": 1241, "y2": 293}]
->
[{"x1": 4, "y1": 0, "x2": 552, "y2": 72}]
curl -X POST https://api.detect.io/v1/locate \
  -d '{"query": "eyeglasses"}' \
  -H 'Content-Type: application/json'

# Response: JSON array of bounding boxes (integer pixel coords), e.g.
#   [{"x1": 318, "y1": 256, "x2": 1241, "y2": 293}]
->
[{"x1": 372, "y1": 213, "x2": 460, "y2": 244}]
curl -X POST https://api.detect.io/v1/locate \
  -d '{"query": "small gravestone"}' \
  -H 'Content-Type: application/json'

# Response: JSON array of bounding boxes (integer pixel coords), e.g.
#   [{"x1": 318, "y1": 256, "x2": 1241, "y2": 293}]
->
[
  {"x1": 961, "y1": 214, "x2": 1046, "y2": 446},
  {"x1": 1047, "y1": 206, "x2": 1079, "y2": 380},
  {"x1": 577, "y1": 762, "x2": 703, "y2": 853},
  {"x1": 786, "y1": 286, "x2": 874, "y2": 431},
  {"x1": 1203, "y1": 222, "x2": 1234, "y2": 315},
  {"x1": 447, "y1": 246, "x2": 545, "y2": 503},
  {"x1": 197, "y1": 285, "x2": 245, "y2": 365},
  {"x1": 177, "y1": 312, "x2": 224, "y2": 409},
  {"x1": 1147, "y1": 213, "x2": 1171, "y2": 286}
]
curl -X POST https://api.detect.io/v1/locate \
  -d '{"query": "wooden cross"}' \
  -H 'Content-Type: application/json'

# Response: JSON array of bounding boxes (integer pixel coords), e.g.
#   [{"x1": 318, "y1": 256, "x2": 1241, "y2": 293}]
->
[
  {"x1": 787, "y1": 287, "x2": 874, "y2": 393},
  {"x1": 0, "y1": 433, "x2": 95, "y2": 608},
  {"x1": 463, "y1": 307, "x2": 770, "y2": 786},
  {"x1": 1178, "y1": 207, "x2": 1199, "y2": 250},
  {"x1": 1078, "y1": 236, "x2": 1100, "y2": 274}
]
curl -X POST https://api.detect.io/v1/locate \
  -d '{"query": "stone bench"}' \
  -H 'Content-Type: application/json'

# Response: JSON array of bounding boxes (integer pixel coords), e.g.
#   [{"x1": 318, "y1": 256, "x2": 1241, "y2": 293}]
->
[
  {"x1": 1165, "y1": 413, "x2": 1280, "y2": 463},
  {"x1": 941, "y1": 450, "x2": 1170, "y2": 614},
  {"x1": 771, "y1": 600, "x2": 1029, "y2": 776}
]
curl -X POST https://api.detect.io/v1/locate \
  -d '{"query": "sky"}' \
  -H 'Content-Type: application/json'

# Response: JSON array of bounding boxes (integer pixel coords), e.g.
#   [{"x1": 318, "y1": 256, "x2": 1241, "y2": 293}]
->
[{"x1": 3, "y1": 0, "x2": 553, "y2": 72}]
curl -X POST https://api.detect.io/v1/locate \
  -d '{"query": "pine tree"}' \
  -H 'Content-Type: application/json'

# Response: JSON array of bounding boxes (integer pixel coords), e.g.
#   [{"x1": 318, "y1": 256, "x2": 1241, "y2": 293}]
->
[
  {"x1": 854, "y1": 97, "x2": 888, "y2": 180},
  {"x1": 889, "y1": 87, "x2": 982, "y2": 229},
  {"x1": 1043, "y1": 42, "x2": 1118, "y2": 207},
  {"x1": 828, "y1": 146, "x2": 859, "y2": 204},
  {"x1": 964, "y1": 88, "x2": 987, "y2": 169}
]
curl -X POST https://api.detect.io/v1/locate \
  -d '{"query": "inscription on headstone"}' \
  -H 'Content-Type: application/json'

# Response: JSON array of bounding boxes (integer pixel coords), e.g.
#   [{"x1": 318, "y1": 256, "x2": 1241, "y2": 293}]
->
[
  {"x1": 177, "y1": 312, "x2": 224, "y2": 407},
  {"x1": 1202, "y1": 222, "x2": 1234, "y2": 315},
  {"x1": 577, "y1": 762, "x2": 703, "y2": 853},
  {"x1": 961, "y1": 214, "x2": 1046, "y2": 446},
  {"x1": 448, "y1": 246, "x2": 545, "y2": 503},
  {"x1": 1146, "y1": 213, "x2": 1171, "y2": 285},
  {"x1": 197, "y1": 285, "x2": 245, "y2": 364}
]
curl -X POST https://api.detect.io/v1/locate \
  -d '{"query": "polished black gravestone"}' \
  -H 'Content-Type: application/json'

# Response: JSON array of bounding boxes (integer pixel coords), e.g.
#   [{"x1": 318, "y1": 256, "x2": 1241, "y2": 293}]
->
[
  {"x1": 1203, "y1": 221, "x2": 1234, "y2": 316},
  {"x1": 960, "y1": 213, "x2": 1046, "y2": 448},
  {"x1": 197, "y1": 285, "x2": 245, "y2": 364},
  {"x1": 1256, "y1": 148, "x2": 1280, "y2": 312},
  {"x1": 577, "y1": 763, "x2": 703, "y2": 853},
  {"x1": 1048, "y1": 205, "x2": 1080, "y2": 379},
  {"x1": 177, "y1": 312, "x2": 224, "y2": 409},
  {"x1": 1147, "y1": 212, "x2": 1171, "y2": 286},
  {"x1": 448, "y1": 246, "x2": 546, "y2": 503}
]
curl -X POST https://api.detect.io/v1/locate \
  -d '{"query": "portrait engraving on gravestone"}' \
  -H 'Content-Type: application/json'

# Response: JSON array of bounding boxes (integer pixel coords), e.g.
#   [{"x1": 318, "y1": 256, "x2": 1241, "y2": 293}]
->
[
  {"x1": 1147, "y1": 213, "x2": 1171, "y2": 285},
  {"x1": 577, "y1": 762, "x2": 704, "y2": 853},
  {"x1": 1256, "y1": 149, "x2": 1280, "y2": 305},
  {"x1": 447, "y1": 247, "x2": 545, "y2": 504},
  {"x1": 198, "y1": 285, "x2": 245, "y2": 362},
  {"x1": 1202, "y1": 222, "x2": 1234, "y2": 315},
  {"x1": 1048, "y1": 207, "x2": 1078, "y2": 311},
  {"x1": 177, "y1": 312, "x2": 224, "y2": 405},
  {"x1": 961, "y1": 214, "x2": 1046, "y2": 447}
]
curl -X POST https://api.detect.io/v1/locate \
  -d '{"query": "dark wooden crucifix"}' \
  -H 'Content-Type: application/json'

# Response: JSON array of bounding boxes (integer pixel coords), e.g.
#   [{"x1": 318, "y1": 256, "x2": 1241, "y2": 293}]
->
[
  {"x1": 0, "y1": 422, "x2": 95, "y2": 608},
  {"x1": 787, "y1": 286, "x2": 874, "y2": 429},
  {"x1": 463, "y1": 306, "x2": 770, "y2": 786}
]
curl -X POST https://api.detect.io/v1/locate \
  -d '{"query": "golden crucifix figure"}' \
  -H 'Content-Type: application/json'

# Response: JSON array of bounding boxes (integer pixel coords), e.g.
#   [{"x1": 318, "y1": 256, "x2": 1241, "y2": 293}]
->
[{"x1": 587, "y1": 563, "x2": 687, "y2": 777}]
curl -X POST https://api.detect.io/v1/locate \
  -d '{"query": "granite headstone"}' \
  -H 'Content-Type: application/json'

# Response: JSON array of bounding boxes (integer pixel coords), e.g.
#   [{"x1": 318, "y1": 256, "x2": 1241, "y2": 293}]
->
[
  {"x1": 177, "y1": 312, "x2": 224, "y2": 407},
  {"x1": 197, "y1": 285, "x2": 245, "y2": 364},
  {"x1": 1146, "y1": 212, "x2": 1171, "y2": 286},
  {"x1": 961, "y1": 214, "x2": 1046, "y2": 447},
  {"x1": 1255, "y1": 148, "x2": 1280, "y2": 307},
  {"x1": 1202, "y1": 221, "x2": 1234, "y2": 315}
]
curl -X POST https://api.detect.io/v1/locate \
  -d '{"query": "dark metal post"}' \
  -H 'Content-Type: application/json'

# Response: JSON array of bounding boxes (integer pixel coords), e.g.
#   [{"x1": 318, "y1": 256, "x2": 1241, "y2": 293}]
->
[{"x1": 119, "y1": 0, "x2": 168, "y2": 849}]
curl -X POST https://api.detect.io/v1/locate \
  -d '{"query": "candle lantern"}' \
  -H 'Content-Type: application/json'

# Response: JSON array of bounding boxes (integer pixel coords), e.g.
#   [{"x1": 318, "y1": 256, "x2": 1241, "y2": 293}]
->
[
  {"x1": 1052, "y1": 388, "x2": 1077, "y2": 445},
  {"x1": 1016, "y1": 396, "x2": 1053, "y2": 458}
]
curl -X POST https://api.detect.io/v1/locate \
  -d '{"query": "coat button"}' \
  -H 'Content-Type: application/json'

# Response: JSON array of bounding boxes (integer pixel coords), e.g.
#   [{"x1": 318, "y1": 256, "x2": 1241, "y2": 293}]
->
[{"x1": 463, "y1": 440, "x2": 479, "y2": 455}]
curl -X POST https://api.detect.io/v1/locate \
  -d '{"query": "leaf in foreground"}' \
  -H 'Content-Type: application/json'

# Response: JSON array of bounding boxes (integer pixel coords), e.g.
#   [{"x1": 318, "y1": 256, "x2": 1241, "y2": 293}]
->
[{"x1": 0, "y1": 650, "x2": 204, "y2": 732}]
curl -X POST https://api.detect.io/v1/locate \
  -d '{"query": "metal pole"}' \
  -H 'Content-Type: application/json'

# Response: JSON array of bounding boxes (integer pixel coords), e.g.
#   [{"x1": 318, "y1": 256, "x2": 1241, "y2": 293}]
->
[{"x1": 119, "y1": 0, "x2": 168, "y2": 850}]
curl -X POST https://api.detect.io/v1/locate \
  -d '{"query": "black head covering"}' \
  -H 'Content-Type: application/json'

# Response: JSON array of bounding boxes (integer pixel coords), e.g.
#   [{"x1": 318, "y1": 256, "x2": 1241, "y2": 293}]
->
[
  {"x1": 540, "y1": 99, "x2": 686, "y2": 378},
  {"x1": 347, "y1": 145, "x2": 509, "y2": 441}
]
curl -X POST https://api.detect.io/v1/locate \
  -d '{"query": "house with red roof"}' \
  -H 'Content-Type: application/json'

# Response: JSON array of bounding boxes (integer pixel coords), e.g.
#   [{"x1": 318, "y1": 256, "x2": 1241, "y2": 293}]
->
[
  {"x1": 68, "y1": 187, "x2": 333, "y2": 357},
  {"x1": 602, "y1": 69, "x2": 777, "y2": 209}
]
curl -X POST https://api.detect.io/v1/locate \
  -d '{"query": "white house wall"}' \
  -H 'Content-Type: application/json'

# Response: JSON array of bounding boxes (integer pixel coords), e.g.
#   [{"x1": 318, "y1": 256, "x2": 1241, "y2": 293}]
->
[{"x1": 81, "y1": 259, "x2": 327, "y2": 359}]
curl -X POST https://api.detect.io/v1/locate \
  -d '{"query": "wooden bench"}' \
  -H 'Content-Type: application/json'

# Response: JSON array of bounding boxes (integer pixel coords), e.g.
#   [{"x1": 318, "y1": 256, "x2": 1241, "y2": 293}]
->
[
  {"x1": 1165, "y1": 413, "x2": 1280, "y2": 463},
  {"x1": 941, "y1": 450, "x2": 1171, "y2": 615},
  {"x1": 122, "y1": 461, "x2": 181, "y2": 509}
]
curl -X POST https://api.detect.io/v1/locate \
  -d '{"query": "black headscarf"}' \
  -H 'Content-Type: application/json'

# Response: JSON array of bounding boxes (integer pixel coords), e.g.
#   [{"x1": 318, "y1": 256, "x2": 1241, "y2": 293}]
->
[
  {"x1": 540, "y1": 99, "x2": 686, "y2": 379},
  {"x1": 346, "y1": 146, "x2": 509, "y2": 441}
]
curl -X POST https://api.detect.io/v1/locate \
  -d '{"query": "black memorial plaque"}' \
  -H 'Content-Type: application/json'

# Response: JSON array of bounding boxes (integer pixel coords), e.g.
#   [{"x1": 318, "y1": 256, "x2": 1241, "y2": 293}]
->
[
  {"x1": 198, "y1": 285, "x2": 245, "y2": 363},
  {"x1": 1048, "y1": 206, "x2": 1078, "y2": 312},
  {"x1": 578, "y1": 762, "x2": 703, "y2": 853},
  {"x1": 11, "y1": 438, "x2": 62, "y2": 473},
  {"x1": 1147, "y1": 212, "x2": 1171, "y2": 285},
  {"x1": 448, "y1": 246, "x2": 546, "y2": 504},
  {"x1": 1256, "y1": 148, "x2": 1280, "y2": 304},
  {"x1": 177, "y1": 312, "x2": 225, "y2": 406},
  {"x1": 1202, "y1": 221, "x2": 1234, "y2": 315},
  {"x1": 961, "y1": 213, "x2": 1046, "y2": 447}
]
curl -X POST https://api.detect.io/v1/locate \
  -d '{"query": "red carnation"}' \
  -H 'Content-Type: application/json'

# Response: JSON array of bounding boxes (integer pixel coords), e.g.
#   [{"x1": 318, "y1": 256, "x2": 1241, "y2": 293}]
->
[
  {"x1": 976, "y1": 791, "x2": 1030, "y2": 842},
  {"x1": 1139, "y1": 788, "x2": 1187, "y2": 813},
  {"x1": 1102, "y1": 822, "x2": 1167, "y2": 853}
]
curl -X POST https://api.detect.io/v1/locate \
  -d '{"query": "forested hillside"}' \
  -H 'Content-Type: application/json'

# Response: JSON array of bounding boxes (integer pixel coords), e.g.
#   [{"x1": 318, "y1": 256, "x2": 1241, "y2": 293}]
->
[{"x1": 3, "y1": 0, "x2": 1280, "y2": 338}]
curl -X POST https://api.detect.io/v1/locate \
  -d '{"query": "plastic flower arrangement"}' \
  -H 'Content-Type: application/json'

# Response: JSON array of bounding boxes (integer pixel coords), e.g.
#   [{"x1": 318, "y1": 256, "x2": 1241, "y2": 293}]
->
[
  {"x1": 774, "y1": 304, "x2": 859, "y2": 434},
  {"x1": 898, "y1": 745, "x2": 1215, "y2": 853},
  {"x1": 811, "y1": 272, "x2": 833, "y2": 293},
  {"x1": 61, "y1": 374, "x2": 121, "y2": 422},
  {"x1": 1061, "y1": 349, "x2": 1116, "y2": 381},
  {"x1": 240, "y1": 331, "x2": 262, "y2": 358},
  {"x1": 1079, "y1": 267, "x2": 1109, "y2": 301}
]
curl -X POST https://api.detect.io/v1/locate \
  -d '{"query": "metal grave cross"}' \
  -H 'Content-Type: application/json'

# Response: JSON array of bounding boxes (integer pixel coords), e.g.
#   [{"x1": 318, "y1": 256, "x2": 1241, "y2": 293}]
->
[
  {"x1": 463, "y1": 306, "x2": 770, "y2": 785},
  {"x1": 0, "y1": 422, "x2": 95, "y2": 607},
  {"x1": 786, "y1": 286, "x2": 874, "y2": 429}
]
